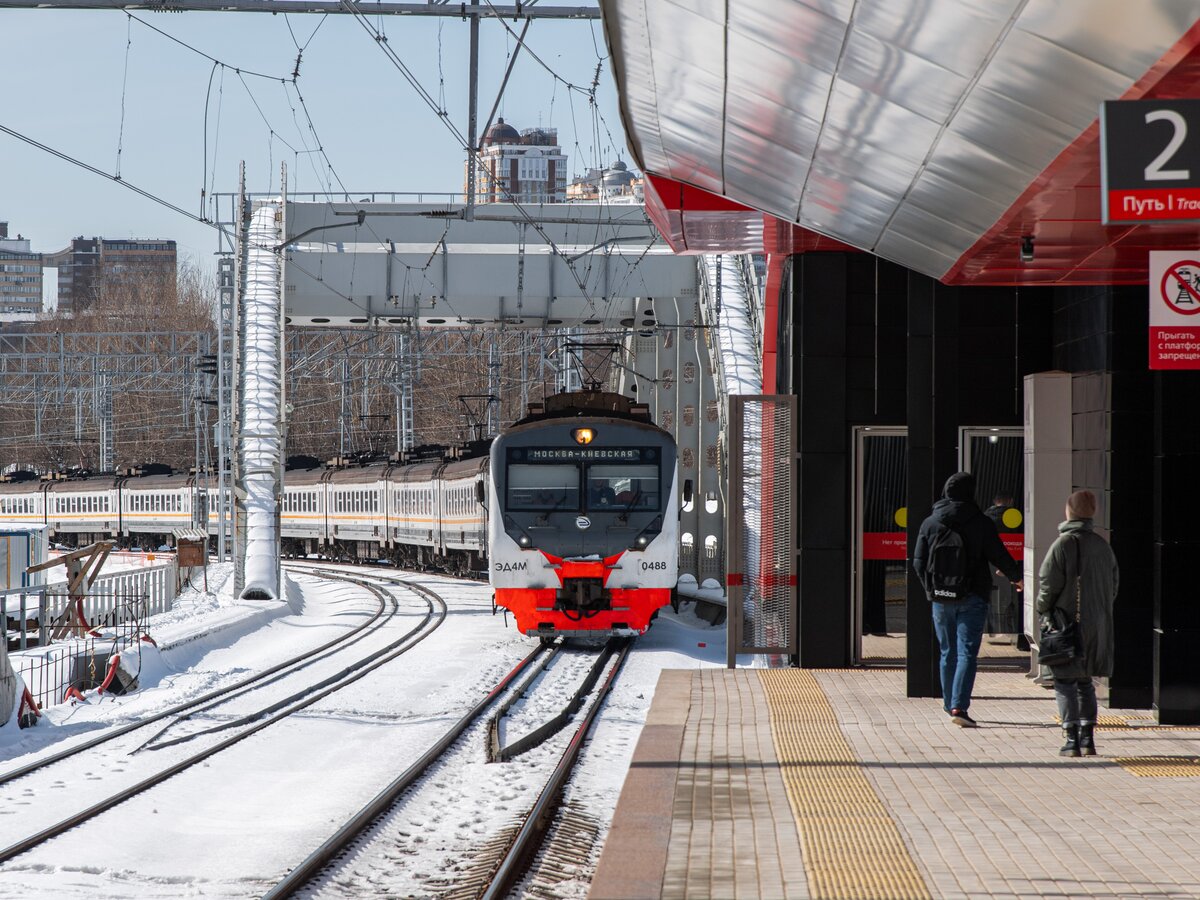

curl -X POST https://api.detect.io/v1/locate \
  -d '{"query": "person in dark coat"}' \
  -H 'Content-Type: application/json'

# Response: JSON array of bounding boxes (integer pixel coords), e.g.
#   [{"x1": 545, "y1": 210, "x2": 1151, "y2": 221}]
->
[
  {"x1": 913, "y1": 472, "x2": 1024, "y2": 727},
  {"x1": 1036, "y1": 489, "x2": 1119, "y2": 757}
]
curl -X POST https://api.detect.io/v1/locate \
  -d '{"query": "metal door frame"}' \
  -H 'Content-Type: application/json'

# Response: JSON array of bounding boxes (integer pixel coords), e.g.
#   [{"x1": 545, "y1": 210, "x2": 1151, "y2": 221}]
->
[
  {"x1": 851, "y1": 425, "x2": 906, "y2": 665},
  {"x1": 726, "y1": 394, "x2": 798, "y2": 666},
  {"x1": 960, "y1": 426, "x2": 1024, "y2": 471}
]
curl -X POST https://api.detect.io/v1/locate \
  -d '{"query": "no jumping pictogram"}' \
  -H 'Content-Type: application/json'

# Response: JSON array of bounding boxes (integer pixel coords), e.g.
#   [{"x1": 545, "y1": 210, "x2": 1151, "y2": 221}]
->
[{"x1": 1161, "y1": 260, "x2": 1200, "y2": 315}]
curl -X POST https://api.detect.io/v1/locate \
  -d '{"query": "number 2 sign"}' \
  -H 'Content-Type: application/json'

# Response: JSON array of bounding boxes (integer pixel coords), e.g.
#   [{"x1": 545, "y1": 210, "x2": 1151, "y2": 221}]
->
[{"x1": 1101, "y1": 99, "x2": 1200, "y2": 224}]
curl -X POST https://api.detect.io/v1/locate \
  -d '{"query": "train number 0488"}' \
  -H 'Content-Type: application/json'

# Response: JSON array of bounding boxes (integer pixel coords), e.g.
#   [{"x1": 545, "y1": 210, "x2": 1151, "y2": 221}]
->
[{"x1": 640, "y1": 560, "x2": 668, "y2": 571}]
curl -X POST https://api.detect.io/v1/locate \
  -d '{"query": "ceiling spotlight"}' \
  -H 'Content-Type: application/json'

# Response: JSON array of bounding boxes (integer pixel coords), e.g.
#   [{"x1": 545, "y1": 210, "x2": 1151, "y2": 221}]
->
[{"x1": 1020, "y1": 235, "x2": 1035, "y2": 263}]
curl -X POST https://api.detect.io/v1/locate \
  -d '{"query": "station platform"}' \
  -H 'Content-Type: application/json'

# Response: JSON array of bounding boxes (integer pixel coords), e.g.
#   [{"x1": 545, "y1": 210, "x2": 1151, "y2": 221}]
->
[{"x1": 590, "y1": 666, "x2": 1200, "y2": 899}]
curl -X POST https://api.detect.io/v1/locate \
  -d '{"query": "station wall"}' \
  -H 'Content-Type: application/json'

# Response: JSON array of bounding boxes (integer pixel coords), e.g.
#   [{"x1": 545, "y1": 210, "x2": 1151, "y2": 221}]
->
[{"x1": 779, "y1": 252, "x2": 1200, "y2": 721}]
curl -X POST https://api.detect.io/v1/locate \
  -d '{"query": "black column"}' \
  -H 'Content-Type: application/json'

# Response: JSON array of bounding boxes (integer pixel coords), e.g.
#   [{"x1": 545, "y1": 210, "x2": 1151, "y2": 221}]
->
[
  {"x1": 906, "y1": 273, "x2": 958, "y2": 697},
  {"x1": 1154, "y1": 371, "x2": 1200, "y2": 723},
  {"x1": 1053, "y1": 286, "x2": 1154, "y2": 709},
  {"x1": 794, "y1": 253, "x2": 850, "y2": 667}
]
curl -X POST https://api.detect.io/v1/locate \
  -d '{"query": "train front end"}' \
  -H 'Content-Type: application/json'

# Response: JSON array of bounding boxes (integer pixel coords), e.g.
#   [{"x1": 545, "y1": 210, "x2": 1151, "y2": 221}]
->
[{"x1": 489, "y1": 393, "x2": 678, "y2": 638}]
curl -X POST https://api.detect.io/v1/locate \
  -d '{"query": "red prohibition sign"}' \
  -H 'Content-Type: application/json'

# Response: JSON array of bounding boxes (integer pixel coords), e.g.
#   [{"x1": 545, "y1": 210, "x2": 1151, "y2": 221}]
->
[{"x1": 1161, "y1": 260, "x2": 1200, "y2": 315}]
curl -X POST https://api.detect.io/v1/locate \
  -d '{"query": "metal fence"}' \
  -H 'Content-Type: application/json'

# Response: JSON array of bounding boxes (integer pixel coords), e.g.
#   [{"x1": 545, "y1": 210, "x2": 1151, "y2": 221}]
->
[
  {"x1": 727, "y1": 395, "x2": 797, "y2": 665},
  {"x1": 3, "y1": 560, "x2": 178, "y2": 710},
  {"x1": 10, "y1": 597, "x2": 151, "y2": 710}
]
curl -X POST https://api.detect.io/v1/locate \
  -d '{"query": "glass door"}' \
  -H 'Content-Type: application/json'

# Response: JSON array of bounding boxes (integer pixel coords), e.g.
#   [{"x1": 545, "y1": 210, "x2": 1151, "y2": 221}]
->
[
  {"x1": 853, "y1": 427, "x2": 908, "y2": 664},
  {"x1": 961, "y1": 427, "x2": 1027, "y2": 657}
]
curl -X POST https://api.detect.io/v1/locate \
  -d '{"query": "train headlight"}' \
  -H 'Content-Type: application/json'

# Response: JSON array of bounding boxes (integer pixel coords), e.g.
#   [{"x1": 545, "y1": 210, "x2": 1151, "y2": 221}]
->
[
  {"x1": 629, "y1": 516, "x2": 663, "y2": 551},
  {"x1": 572, "y1": 427, "x2": 596, "y2": 445},
  {"x1": 519, "y1": 534, "x2": 531, "y2": 547}
]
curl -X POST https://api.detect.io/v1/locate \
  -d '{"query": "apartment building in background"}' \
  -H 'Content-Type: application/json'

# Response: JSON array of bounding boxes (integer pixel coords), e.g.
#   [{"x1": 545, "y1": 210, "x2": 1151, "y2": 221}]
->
[
  {"x1": 43, "y1": 237, "x2": 176, "y2": 314},
  {"x1": 464, "y1": 118, "x2": 568, "y2": 205},
  {"x1": 0, "y1": 222, "x2": 44, "y2": 322}
]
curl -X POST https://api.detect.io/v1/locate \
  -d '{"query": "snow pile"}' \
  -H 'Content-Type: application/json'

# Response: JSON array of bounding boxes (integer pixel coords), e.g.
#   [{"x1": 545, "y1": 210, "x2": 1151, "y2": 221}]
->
[{"x1": 240, "y1": 202, "x2": 283, "y2": 601}]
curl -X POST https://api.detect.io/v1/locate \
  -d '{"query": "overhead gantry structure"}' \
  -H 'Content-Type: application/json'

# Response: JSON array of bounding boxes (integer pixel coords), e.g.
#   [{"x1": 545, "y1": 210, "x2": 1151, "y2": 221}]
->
[
  {"x1": 227, "y1": 189, "x2": 730, "y2": 597},
  {"x1": 281, "y1": 201, "x2": 696, "y2": 328}
]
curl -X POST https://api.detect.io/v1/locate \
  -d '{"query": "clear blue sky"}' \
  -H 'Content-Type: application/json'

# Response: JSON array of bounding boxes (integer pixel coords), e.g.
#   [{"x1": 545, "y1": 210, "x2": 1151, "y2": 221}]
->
[{"x1": 3, "y1": 6, "x2": 627, "y2": 268}]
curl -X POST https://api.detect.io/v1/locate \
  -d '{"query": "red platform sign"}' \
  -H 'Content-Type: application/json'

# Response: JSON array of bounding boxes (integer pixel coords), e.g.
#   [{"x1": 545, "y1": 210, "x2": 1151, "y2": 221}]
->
[
  {"x1": 863, "y1": 532, "x2": 907, "y2": 561},
  {"x1": 1149, "y1": 252, "x2": 1200, "y2": 369}
]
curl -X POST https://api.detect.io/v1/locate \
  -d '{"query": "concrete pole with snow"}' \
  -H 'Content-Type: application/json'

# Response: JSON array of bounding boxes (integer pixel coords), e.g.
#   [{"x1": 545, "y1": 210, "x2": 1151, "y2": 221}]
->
[{"x1": 238, "y1": 202, "x2": 283, "y2": 600}]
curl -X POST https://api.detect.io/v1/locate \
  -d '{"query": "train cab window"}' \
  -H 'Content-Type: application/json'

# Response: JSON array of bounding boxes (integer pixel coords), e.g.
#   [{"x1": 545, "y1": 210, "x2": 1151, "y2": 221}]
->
[
  {"x1": 587, "y1": 465, "x2": 661, "y2": 511},
  {"x1": 506, "y1": 463, "x2": 580, "y2": 511}
]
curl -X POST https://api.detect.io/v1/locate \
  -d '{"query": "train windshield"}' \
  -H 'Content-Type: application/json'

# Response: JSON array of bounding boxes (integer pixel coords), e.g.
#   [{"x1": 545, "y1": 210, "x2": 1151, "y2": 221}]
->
[
  {"x1": 586, "y1": 464, "x2": 660, "y2": 511},
  {"x1": 506, "y1": 463, "x2": 581, "y2": 511}
]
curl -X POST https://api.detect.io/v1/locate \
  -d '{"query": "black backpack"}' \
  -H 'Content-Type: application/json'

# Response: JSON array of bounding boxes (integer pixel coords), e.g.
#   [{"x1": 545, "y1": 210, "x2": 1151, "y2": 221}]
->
[{"x1": 925, "y1": 521, "x2": 968, "y2": 601}]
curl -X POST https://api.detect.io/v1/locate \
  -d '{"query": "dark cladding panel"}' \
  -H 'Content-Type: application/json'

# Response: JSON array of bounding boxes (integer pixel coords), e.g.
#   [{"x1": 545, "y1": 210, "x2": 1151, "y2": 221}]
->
[
  {"x1": 1155, "y1": 629, "x2": 1200, "y2": 725},
  {"x1": 793, "y1": 252, "x2": 852, "y2": 667},
  {"x1": 799, "y1": 453, "x2": 847, "y2": 550},
  {"x1": 796, "y1": 547, "x2": 850, "y2": 667}
]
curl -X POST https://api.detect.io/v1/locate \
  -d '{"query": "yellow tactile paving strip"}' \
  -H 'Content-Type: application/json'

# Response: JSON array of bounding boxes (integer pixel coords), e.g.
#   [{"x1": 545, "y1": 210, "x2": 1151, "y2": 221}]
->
[
  {"x1": 1054, "y1": 714, "x2": 1200, "y2": 729},
  {"x1": 758, "y1": 669, "x2": 931, "y2": 900},
  {"x1": 1113, "y1": 756, "x2": 1200, "y2": 776}
]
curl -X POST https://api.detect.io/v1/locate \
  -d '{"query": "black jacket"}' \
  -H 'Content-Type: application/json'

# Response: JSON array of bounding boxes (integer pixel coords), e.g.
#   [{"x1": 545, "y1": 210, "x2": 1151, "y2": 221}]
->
[{"x1": 913, "y1": 473, "x2": 1021, "y2": 599}]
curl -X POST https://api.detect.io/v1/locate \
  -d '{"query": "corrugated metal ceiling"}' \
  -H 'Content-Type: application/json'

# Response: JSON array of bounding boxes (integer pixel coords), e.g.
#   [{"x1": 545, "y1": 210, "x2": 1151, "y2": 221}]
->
[{"x1": 601, "y1": 1, "x2": 1200, "y2": 284}]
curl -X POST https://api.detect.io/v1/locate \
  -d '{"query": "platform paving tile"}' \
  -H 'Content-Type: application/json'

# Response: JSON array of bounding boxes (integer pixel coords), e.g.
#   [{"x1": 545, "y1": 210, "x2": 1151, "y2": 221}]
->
[
  {"x1": 817, "y1": 668, "x2": 1200, "y2": 899},
  {"x1": 592, "y1": 665, "x2": 1200, "y2": 898}
]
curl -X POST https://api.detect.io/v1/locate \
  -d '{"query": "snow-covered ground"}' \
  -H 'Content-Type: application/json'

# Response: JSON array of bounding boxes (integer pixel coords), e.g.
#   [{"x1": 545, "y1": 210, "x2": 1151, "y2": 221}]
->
[{"x1": 0, "y1": 563, "x2": 738, "y2": 898}]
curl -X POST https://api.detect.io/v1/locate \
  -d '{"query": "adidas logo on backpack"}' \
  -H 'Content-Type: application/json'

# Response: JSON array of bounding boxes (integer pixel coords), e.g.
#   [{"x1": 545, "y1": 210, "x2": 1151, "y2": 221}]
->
[{"x1": 925, "y1": 521, "x2": 967, "y2": 601}]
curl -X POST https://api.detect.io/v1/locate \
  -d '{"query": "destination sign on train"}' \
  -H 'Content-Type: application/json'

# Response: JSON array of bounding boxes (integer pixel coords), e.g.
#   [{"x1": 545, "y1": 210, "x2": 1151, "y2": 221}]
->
[{"x1": 526, "y1": 448, "x2": 642, "y2": 461}]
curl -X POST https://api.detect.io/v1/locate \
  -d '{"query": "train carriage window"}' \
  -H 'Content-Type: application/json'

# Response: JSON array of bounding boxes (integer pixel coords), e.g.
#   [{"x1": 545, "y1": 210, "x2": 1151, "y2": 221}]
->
[
  {"x1": 505, "y1": 463, "x2": 580, "y2": 511},
  {"x1": 586, "y1": 464, "x2": 661, "y2": 512}
]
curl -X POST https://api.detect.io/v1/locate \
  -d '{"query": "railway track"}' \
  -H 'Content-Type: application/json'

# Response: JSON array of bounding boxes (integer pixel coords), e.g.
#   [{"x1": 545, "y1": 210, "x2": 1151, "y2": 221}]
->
[
  {"x1": 265, "y1": 634, "x2": 633, "y2": 899},
  {"x1": 0, "y1": 568, "x2": 446, "y2": 866},
  {"x1": 0, "y1": 568, "x2": 395, "y2": 789}
]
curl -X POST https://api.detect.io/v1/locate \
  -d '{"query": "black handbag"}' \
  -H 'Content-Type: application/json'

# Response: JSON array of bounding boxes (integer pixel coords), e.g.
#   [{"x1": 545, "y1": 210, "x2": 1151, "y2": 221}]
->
[{"x1": 1039, "y1": 536, "x2": 1081, "y2": 667}]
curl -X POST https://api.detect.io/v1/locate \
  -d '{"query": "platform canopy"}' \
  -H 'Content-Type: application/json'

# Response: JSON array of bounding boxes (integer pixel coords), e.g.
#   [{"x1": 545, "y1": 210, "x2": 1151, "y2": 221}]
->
[
  {"x1": 281, "y1": 201, "x2": 697, "y2": 327},
  {"x1": 599, "y1": 1, "x2": 1200, "y2": 286}
]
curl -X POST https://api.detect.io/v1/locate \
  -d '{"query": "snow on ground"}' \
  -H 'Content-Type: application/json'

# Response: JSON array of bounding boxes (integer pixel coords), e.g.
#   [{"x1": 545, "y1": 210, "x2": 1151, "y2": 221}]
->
[{"x1": 0, "y1": 564, "x2": 745, "y2": 898}]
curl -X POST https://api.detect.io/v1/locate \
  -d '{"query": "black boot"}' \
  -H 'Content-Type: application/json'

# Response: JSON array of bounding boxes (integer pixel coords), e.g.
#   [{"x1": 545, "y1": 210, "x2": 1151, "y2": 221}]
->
[
  {"x1": 1059, "y1": 724, "x2": 1080, "y2": 757},
  {"x1": 1078, "y1": 723, "x2": 1096, "y2": 757}
]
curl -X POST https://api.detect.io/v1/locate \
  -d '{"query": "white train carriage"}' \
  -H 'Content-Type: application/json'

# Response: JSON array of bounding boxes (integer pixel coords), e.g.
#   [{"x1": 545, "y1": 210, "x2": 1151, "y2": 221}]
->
[
  {"x1": 438, "y1": 455, "x2": 488, "y2": 570},
  {"x1": 384, "y1": 458, "x2": 442, "y2": 564},
  {"x1": 325, "y1": 463, "x2": 387, "y2": 558},
  {"x1": 120, "y1": 471, "x2": 196, "y2": 545},
  {"x1": 0, "y1": 476, "x2": 47, "y2": 529},
  {"x1": 280, "y1": 463, "x2": 328, "y2": 555},
  {"x1": 44, "y1": 475, "x2": 121, "y2": 545}
]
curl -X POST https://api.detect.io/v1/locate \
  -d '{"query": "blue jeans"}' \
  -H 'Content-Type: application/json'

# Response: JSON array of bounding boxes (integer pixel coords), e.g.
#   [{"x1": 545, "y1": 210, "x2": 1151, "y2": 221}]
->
[{"x1": 931, "y1": 594, "x2": 988, "y2": 713}]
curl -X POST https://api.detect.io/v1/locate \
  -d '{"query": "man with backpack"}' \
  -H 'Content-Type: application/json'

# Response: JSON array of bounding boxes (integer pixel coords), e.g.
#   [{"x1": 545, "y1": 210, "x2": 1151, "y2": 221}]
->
[{"x1": 913, "y1": 472, "x2": 1023, "y2": 726}]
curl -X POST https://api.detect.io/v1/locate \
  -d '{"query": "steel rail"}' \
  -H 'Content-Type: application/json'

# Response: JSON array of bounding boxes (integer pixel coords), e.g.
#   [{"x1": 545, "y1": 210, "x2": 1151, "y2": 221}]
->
[
  {"x1": 263, "y1": 639, "x2": 554, "y2": 900},
  {"x1": 488, "y1": 638, "x2": 622, "y2": 762},
  {"x1": 0, "y1": 575, "x2": 447, "y2": 866},
  {"x1": 135, "y1": 570, "x2": 427, "y2": 750},
  {"x1": 0, "y1": 569, "x2": 390, "y2": 788},
  {"x1": 482, "y1": 636, "x2": 632, "y2": 900}
]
